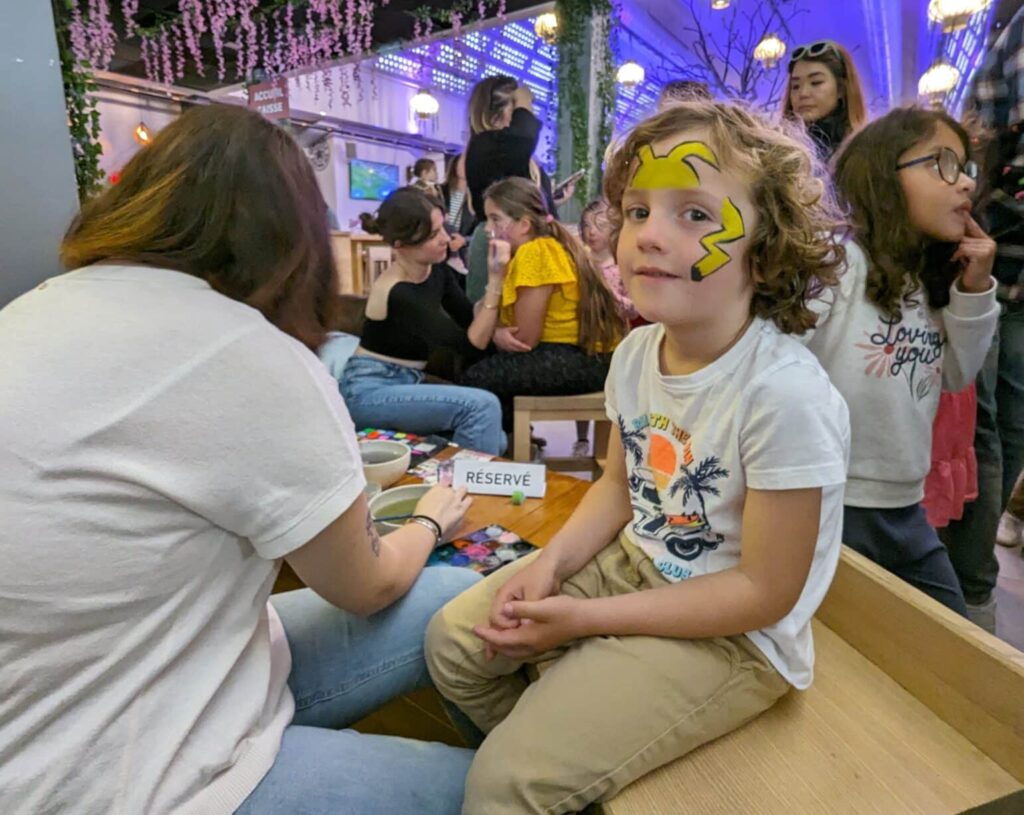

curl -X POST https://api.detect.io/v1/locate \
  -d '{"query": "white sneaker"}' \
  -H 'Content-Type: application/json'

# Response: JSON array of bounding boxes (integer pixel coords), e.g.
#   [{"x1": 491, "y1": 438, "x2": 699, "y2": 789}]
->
[{"x1": 996, "y1": 512, "x2": 1023, "y2": 548}]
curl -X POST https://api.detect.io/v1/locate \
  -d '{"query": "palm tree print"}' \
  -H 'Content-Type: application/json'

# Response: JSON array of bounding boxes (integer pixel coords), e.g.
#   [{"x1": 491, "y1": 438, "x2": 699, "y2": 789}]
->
[
  {"x1": 618, "y1": 416, "x2": 647, "y2": 466},
  {"x1": 668, "y1": 453, "x2": 730, "y2": 526}
]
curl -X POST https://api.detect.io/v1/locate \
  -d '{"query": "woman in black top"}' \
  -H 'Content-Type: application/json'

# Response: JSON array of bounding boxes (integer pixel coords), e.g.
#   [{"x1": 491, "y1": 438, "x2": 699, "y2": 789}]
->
[
  {"x1": 339, "y1": 187, "x2": 512, "y2": 455},
  {"x1": 463, "y1": 76, "x2": 561, "y2": 302}
]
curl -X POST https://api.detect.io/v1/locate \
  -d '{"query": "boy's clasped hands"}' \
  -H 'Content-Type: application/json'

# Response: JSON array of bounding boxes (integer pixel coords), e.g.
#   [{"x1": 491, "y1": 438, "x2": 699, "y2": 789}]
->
[{"x1": 473, "y1": 552, "x2": 585, "y2": 660}]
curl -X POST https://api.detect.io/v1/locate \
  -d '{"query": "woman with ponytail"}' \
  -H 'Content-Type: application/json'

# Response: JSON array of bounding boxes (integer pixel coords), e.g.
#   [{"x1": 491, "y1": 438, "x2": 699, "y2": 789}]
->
[{"x1": 459, "y1": 177, "x2": 625, "y2": 433}]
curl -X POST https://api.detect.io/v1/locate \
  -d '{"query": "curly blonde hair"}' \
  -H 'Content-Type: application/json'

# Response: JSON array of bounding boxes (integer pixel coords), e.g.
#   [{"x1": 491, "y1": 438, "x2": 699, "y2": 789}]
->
[{"x1": 603, "y1": 100, "x2": 845, "y2": 334}]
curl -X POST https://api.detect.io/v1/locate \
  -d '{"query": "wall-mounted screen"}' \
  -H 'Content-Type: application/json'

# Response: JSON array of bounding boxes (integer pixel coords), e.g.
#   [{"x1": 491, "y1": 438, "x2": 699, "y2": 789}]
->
[{"x1": 349, "y1": 158, "x2": 400, "y2": 201}]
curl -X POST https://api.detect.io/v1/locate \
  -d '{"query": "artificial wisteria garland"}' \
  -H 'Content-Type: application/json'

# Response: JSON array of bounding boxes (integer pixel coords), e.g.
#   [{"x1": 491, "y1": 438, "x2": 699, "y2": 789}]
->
[
  {"x1": 67, "y1": 0, "x2": 514, "y2": 90},
  {"x1": 66, "y1": 0, "x2": 387, "y2": 86}
]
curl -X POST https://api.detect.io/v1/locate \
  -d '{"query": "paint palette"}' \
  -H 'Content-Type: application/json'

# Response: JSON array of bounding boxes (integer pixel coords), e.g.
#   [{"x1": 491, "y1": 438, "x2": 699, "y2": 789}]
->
[
  {"x1": 427, "y1": 525, "x2": 538, "y2": 575},
  {"x1": 357, "y1": 428, "x2": 449, "y2": 466}
]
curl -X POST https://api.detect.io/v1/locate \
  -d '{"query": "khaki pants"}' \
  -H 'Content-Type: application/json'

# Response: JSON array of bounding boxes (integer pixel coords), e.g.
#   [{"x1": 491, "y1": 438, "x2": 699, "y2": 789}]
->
[{"x1": 425, "y1": 537, "x2": 789, "y2": 815}]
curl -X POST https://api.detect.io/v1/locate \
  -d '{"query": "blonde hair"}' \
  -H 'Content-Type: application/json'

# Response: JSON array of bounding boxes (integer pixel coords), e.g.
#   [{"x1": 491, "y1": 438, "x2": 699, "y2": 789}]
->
[
  {"x1": 484, "y1": 177, "x2": 625, "y2": 354},
  {"x1": 467, "y1": 76, "x2": 517, "y2": 135},
  {"x1": 603, "y1": 100, "x2": 845, "y2": 334}
]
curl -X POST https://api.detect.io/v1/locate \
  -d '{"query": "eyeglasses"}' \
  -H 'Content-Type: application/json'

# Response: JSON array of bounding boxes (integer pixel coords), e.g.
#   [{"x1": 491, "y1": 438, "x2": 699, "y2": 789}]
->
[
  {"x1": 790, "y1": 40, "x2": 841, "y2": 63},
  {"x1": 895, "y1": 146, "x2": 979, "y2": 185}
]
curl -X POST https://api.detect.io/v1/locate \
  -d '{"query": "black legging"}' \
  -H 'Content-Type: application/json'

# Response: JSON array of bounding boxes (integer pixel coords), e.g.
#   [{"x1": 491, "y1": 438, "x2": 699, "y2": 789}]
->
[{"x1": 459, "y1": 343, "x2": 611, "y2": 432}]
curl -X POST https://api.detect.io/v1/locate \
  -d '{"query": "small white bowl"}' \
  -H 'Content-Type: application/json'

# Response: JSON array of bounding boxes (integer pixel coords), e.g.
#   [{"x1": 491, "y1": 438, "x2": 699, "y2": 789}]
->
[
  {"x1": 359, "y1": 440, "x2": 412, "y2": 488},
  {"x1": 369, "y1": 483, "x2": 432, "y2": 535}
]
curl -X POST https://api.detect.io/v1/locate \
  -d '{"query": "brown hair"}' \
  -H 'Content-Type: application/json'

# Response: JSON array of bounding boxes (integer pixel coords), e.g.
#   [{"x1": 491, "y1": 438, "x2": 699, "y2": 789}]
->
[
  {"x1": 603, "y1": 100, "x2": 845, "y2": 334},
  {"x1": 484, "y1": 177, "x2": 625, "y2": 353},
  {"x1": 61, "y1": 103, "x2": 335, "y2": 350},
  {"x1": 412, "y1": 158, "x2": 436, "y2": 179},
  {"x1": 783, "y1": 43, "x2": 867, "y2": 135},
  {"x1": 359, "y1": 186, "x2": 442, "y2": 247},
  {"x1": 467, "y1": 75, "x2": 517, "y2": 135},
  {"x1": 834, "y1": 106, "x2": 972, "y2": 319}
]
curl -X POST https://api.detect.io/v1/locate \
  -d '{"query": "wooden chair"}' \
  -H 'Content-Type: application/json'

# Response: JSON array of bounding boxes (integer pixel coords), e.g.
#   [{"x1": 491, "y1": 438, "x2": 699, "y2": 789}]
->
[
  {"x1": 512, "y1": 392, "x2": 611, "y2": 474},
  {"x1": 362, "y1": 244, "x2": 392, "y2": 292}
]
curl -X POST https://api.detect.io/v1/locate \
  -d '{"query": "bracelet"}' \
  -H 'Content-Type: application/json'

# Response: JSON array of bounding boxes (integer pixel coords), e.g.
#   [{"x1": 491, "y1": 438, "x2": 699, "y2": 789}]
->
[
  {"x1": 483, "y1": 300, "x2": 499, "y2": 310},
  {"x1": 407, "y1": 515, "x2": 443, "y2": 546}
]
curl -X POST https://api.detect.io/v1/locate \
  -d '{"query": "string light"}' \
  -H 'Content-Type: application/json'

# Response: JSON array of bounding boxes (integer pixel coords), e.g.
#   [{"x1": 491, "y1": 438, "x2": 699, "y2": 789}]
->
[
  {"x1": 133, "y1": 121, "x2": 152, "y2": 145},
  {"x1": 753, "y1": 34, "x2": 787, "y2": 69},
  {"x1": 410, "y1": 88, "x2": 440, "y2": 119}
]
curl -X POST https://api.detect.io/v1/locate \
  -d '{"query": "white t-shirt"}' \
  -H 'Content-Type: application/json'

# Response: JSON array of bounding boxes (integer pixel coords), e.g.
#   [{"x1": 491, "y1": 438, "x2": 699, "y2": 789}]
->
[
  {"x1": 801, "y1": 240, "x2": 999, "y2": 508},
  {"x1": 606, "y1": 321, "x2": 850, "y2": 689},
  {"x1": 0, "y1": 265, "x2": 366, "y2": 814}
]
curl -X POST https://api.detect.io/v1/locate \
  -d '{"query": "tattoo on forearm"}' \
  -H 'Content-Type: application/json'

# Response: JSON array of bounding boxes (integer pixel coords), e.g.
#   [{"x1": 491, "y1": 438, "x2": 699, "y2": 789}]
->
[{"x1": 365, "y1": 510, "x2": 381, "y2": 557}]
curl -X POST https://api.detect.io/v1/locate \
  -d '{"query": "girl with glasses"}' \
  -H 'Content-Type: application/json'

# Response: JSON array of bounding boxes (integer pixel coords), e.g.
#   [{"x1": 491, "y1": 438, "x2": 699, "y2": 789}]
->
[
  {"x1": 799, "y1": 107, "x2": 998, "y2": 616},
  {"x1": 782, "y1": 40, "x2": 868, "y2": 160}
]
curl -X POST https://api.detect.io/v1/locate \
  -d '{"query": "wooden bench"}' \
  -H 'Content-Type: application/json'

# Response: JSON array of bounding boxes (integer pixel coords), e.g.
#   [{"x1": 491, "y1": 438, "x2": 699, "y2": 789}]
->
[
  {"x1": 598, "y1": 547, "x2": 1024, "y2": 815},
  {"x1": 512, "y1": 392, "x2": 611, "y2": 474}
]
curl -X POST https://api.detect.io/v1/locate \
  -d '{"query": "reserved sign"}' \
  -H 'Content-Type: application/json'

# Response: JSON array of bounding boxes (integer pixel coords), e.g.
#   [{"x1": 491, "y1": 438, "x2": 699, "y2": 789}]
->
[{"x1": 452, "y1": 460, "x2": 546, "y2": 498}]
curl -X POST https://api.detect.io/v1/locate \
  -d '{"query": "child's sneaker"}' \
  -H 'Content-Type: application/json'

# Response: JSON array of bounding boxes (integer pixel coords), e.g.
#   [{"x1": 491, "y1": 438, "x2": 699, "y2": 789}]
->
[
  {"x1": 571, "y1": 439, "x2": 590, "y2": 459},
  {"x1": 996, "y1": 512, "x2": 1022, "y2": 548},
  {"x1": 966, "y1": 595, "x2": 997, "y2": 635}
]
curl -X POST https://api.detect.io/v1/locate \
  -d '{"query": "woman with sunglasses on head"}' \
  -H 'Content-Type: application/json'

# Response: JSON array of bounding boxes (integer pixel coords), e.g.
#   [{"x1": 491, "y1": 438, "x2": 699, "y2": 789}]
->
[
  {"x1": 782, "y1": 40, "x2": 867, "y2": 160},
  {"x1": 799, "y1": 107, "x2": 998, "y2": 615}
]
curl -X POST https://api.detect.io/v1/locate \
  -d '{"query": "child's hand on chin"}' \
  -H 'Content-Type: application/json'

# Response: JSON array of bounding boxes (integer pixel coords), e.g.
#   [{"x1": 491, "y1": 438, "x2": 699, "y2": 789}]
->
[
  {"x1": 953, "y1": 216, "x2": 996, "y2": 293},
  {"x1": 473, "y1": 595, "x2": 586, "y2": 660}
]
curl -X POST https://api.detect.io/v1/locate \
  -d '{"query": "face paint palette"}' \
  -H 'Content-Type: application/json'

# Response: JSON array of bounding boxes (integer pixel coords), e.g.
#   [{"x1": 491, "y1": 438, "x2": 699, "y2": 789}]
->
[
  {"x1": 426, "y1": 525, "x2": 538, "y2": 575},
  {"x1": 357, "y1": 428, "x2": 450, "y2": 467}
]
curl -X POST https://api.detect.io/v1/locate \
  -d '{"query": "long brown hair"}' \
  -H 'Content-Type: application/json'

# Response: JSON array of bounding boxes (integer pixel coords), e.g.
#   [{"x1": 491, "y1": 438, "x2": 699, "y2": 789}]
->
[
  {"x1": 834, "y1": 107, "x2": 971, "y2": 319},
  {"x1": 61, "y1": 103, "x2": 335, "y2": 350},
  {"x1": 484, "y1": 177, "x2": 624, "y2": 353},
  {"x1": 782, "y1": 43, "x2": 867, "y2": 134},
  {"x1": 467, "y1": 75, "x2": 517, "y2": 135},
  {"x1": 603, "y1": 101, "x2": 845, "y2": 334}
]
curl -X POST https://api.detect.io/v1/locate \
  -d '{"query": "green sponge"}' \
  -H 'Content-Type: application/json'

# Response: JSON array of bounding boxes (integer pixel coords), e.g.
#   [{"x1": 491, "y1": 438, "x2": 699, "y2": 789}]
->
[{"x1": 510, "y1": 490, "x2": 525, "y2": 506}]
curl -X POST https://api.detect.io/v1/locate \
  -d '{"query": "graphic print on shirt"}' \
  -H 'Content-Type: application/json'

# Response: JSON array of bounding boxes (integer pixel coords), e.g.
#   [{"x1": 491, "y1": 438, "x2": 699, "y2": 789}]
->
[
  {"x1": 855, "y1": 312, "x2": 944, "y2": 402},
  {"x1": 619, "y1": 415, "x2": 728, "y2": 578}
]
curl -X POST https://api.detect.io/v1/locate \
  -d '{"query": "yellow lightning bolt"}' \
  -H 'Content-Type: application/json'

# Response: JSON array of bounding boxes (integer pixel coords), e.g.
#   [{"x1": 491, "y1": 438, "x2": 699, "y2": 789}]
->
[
  {"x1": 629, "y1": 141, "x2": 719, "y2": 189},
  {"x1": 692, "y1": 197, "x2": 746, "y2": 281}
]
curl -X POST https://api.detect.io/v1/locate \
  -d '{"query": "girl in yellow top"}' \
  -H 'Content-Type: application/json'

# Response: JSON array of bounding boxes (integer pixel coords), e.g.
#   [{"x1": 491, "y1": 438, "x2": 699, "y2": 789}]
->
[{"x1": 460, "y1": 177, "x2": 625, "y2": 431}]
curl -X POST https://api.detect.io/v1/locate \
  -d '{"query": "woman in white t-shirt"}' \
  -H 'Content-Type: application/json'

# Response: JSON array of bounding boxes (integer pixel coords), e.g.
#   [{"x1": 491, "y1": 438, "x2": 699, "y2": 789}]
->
[{"x1": 0, "y1": 104, "x2": 480, "y2": 815}]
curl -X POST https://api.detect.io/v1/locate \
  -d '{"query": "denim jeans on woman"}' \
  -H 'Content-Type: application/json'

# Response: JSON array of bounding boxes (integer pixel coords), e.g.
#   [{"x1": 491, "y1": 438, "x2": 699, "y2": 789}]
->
[
  {"x1": 340, "y1": 355, "x2": 506, "y2": 456},
  {"x1": 235, "y1": 567, "x2": 481, "y2": 815}
]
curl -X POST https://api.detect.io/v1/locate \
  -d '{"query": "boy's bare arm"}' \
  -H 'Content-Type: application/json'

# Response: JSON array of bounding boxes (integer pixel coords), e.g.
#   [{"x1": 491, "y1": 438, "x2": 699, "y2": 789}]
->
[
  {"x1": 538, "y1": 424, "x2": 635, "y2": 579},
  {"x1": 572, "y1": 486, "x2": 822, "y2": 638}
]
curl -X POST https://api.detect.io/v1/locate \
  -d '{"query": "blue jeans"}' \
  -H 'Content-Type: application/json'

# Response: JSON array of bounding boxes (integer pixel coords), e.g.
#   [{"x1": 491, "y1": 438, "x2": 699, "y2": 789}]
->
[
  {"x1": 843, "y1": 504, "x2": 968, "y2": 616},
  {"x1": 942, "y1": 302, "x2": 1024, "y2": 604},
  {"x1": 236, "y1": 567, "x2": 482, "y2": 815},
  {"x1": 340, "y1": 355, "x2": 506, "y2": 456}
]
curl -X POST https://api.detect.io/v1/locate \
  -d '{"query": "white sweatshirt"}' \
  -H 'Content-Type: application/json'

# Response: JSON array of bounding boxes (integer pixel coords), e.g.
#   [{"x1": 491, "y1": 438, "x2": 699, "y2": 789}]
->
[{"x1": 801, "y1": 240, "x2": 999, "y2": 508}]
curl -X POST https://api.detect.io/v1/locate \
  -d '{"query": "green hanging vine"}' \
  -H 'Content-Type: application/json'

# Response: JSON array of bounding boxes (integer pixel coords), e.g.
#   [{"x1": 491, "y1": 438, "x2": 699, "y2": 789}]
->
[
  {"x1": 53, "y1": 0, "x2": 105, "y2": 201},
  {"x1": 555, "y1": 0, "x2": 617, "y2": 205}
]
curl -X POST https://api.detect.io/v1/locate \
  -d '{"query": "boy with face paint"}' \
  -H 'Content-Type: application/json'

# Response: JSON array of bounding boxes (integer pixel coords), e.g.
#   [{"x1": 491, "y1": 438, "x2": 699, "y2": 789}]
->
[{"x1": 425, "y1": 102, "x2": 851, "y2": 814}]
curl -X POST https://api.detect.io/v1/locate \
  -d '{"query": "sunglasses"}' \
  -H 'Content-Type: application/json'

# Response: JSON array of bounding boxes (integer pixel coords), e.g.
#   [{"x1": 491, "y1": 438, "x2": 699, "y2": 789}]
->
[
  {"x1": 790, "y1": 40, "x2": 841, "y2": 63},
  {"x1": 895, "y1": 146, "x2": 979, "y2": 186}
]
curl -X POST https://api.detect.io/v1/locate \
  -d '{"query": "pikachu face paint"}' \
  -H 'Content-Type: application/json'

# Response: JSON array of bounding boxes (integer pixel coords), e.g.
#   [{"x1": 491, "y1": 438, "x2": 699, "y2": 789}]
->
[{"x1": 628, "y1": 140, "x2": 747, "y2": 282}]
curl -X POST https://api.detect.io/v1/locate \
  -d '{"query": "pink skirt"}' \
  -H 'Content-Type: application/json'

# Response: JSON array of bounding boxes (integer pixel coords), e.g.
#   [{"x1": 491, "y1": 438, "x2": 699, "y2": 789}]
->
[{"x1": 922, "y1": 385, "x2": 978, "y2": 529}]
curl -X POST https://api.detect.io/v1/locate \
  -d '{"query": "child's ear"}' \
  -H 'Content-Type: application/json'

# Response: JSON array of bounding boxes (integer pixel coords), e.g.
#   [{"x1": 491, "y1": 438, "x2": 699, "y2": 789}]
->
[{"x1": 749, "y1": 258, "x2": 765, "y2": 284}]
